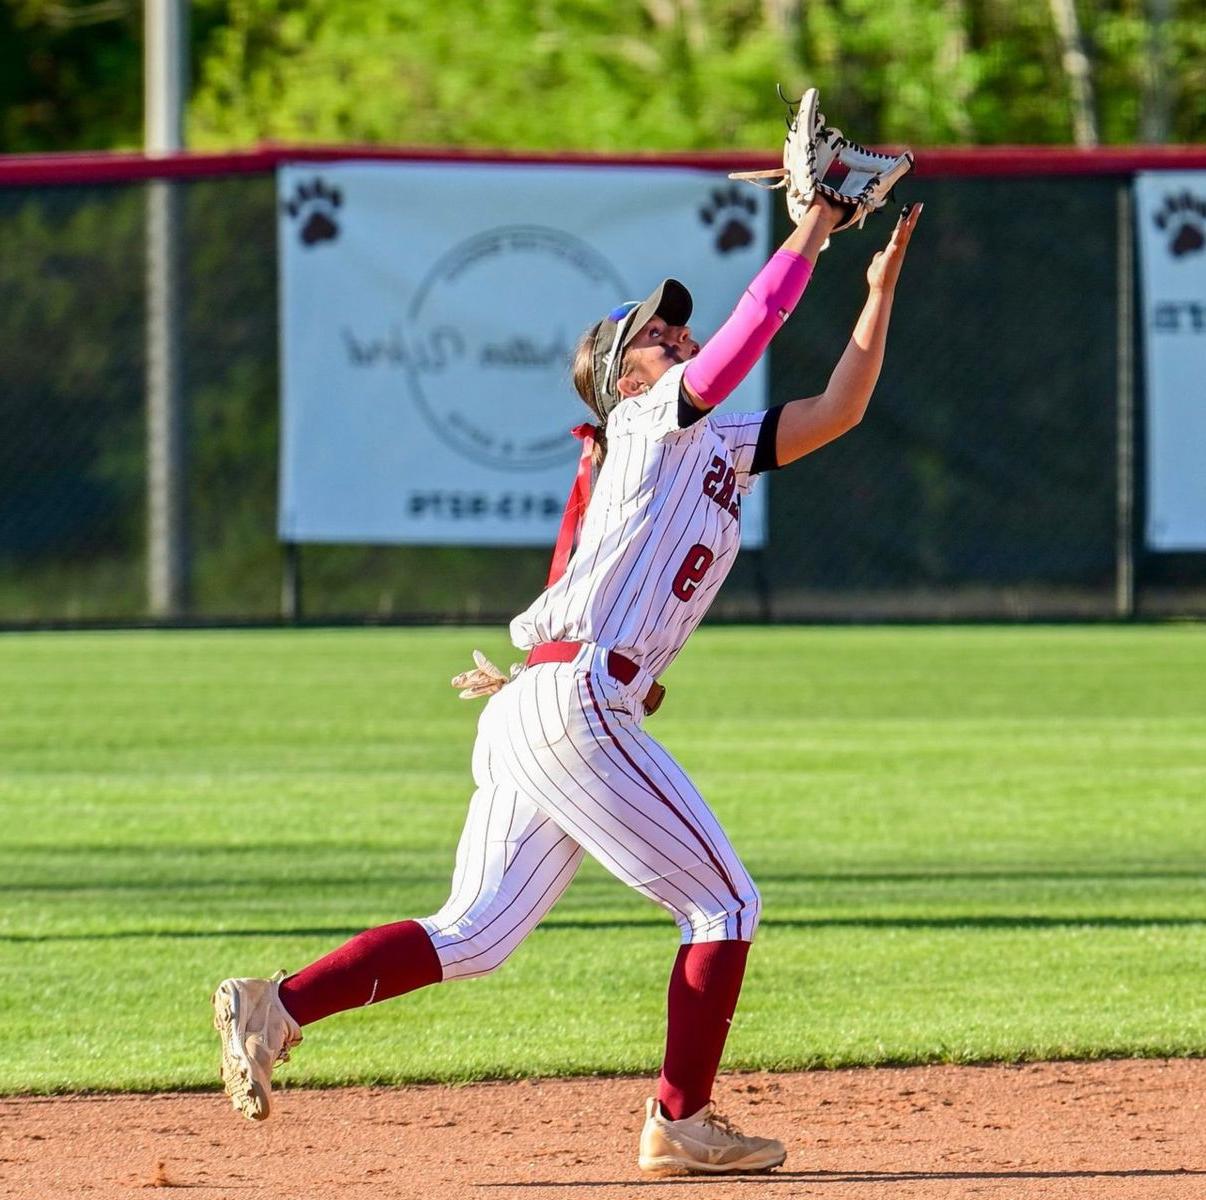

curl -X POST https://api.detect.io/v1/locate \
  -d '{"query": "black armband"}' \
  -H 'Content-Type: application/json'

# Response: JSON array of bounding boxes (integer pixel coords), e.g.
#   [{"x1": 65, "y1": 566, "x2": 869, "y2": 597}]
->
[
  {"x1": 750, "y1": 405, "x2": 786, "y2": 474},
  {"x1": 677, "y1": 383, "x2": 708, "y2": 428}
]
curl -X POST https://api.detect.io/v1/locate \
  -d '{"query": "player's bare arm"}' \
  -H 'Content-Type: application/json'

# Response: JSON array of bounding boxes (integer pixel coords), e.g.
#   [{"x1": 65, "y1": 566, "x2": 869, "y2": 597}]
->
[
  {"x1": 778, "y1": 193, "x2": 846, "y2": 264},
  {"x1": 773, "y1": 201, "x2": 923, "y2": 467}
]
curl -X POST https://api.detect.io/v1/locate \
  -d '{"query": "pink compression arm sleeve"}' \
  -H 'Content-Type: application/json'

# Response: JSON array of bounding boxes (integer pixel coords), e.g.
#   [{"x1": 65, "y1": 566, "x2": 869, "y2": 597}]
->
[{"x1": 683, "y1": 249, "x2": 813, "y2": 409}]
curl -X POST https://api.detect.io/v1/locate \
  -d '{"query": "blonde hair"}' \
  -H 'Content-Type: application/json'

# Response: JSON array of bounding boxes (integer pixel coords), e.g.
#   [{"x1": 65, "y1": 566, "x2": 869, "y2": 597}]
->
[
  {"x1": 571, "y1": 320, "x2": 641, "y2": 468},
  {"x1": 571, "y1": 321, "x2": 608, "y2": 467}
]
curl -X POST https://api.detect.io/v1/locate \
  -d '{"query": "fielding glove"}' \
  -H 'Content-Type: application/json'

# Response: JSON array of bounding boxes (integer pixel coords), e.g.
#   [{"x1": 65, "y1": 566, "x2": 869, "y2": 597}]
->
[
  {"x1": 731, "y1": 87, "x2": 914, "y2": 233},
  {"x1": 451, "y1": 649, "x2": 522, "y2": 700}
]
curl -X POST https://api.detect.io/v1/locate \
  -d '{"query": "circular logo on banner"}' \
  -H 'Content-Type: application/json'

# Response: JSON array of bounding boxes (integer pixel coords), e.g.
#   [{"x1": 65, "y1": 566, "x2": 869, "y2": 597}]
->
[{"x1": 405, "y1": 226, "x2": 628, "y2": 472}]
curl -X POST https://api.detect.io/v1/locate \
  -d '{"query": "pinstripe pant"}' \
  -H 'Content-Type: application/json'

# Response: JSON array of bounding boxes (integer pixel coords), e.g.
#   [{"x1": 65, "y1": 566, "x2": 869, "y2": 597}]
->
[{"x1": 419, "y1": 644, "x2": 760, "y2": 981}]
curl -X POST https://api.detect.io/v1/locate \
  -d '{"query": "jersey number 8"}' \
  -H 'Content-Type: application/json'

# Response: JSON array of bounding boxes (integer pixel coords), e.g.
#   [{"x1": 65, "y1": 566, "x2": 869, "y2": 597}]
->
[{"x1": 671, "y1": 543, "x2": 716, "y2": 602}]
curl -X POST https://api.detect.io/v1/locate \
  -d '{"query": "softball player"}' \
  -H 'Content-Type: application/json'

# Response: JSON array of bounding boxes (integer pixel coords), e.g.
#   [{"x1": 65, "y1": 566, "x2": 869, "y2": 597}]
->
[{"x1": 213, "y1": 192, "x2": 921, "y2": 1175}]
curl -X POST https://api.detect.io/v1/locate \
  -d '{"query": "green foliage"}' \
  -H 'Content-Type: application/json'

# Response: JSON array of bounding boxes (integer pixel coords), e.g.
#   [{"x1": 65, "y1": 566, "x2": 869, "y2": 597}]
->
[
  {"x1": 1, "y1": 625, "x2": 1204, "y2": 1092},
  {"x1": 0, "y1": 0, "x2": 142, "y2": 152},
  {"x1": 185, "y1": 0, "x2": 1206, "y2": 150},
  {"x1": 187, "y1": 0, "x2": 792, "y2": 151},
  {"x1": 1, "y1": 1, "x2": 1204, "y2": 152}
]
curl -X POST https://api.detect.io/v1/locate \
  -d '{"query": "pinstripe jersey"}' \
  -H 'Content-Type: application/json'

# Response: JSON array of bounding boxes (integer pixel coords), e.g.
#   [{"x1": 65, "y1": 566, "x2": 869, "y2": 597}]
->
[{"x1": 511, "y1": 363, "x2": 767, "y2": 678}]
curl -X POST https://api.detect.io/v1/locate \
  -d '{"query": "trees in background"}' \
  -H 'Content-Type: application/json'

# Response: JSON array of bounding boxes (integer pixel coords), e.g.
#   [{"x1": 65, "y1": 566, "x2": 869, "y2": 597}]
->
[
  {"x1": 0, "y1": 0, "x2": 141, "y2": 151},
  {"x1": 1, "y1": 0, "x2": 1203, "y2": 154}
]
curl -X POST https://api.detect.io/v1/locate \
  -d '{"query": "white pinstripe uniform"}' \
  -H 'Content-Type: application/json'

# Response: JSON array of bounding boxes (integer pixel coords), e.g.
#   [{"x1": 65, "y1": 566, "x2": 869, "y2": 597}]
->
[{"x1": 420, "y1": 363, "x2": 768, "y2": 980}]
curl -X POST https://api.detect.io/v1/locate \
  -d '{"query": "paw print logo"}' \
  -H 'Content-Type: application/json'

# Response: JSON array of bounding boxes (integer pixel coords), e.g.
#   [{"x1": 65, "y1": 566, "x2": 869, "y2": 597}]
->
[
  {"x1": 699, "y1": 185, "x2": 758, "y2": 254},
  {"x1": 1153, "y1": 192, "x2": 1206, "y2": 259},
  {"x1": 283, "y1": 177, "x2": 343, "y2": 247}
]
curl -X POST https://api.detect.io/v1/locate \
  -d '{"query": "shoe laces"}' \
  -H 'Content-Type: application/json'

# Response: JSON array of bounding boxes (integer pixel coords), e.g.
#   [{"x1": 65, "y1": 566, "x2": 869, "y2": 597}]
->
[{"x1": 703, "y1": 1107, "x2": 744, "y2": 1139}]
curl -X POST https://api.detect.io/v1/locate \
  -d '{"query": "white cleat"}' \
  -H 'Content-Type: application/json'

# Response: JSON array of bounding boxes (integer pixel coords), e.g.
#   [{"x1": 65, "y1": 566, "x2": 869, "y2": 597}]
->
[
  {"x1": 638, "y1": 1097, "x2": 787, "y2": 1175},
  {"x1": 211, "y1": 972, "x2": 302, "y2": 1121}
]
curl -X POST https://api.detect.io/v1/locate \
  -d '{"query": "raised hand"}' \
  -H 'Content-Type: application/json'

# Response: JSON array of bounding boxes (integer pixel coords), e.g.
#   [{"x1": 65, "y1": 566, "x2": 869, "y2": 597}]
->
[{"x1": 866, "y1": 202, "x2": 923, "y2": 293}]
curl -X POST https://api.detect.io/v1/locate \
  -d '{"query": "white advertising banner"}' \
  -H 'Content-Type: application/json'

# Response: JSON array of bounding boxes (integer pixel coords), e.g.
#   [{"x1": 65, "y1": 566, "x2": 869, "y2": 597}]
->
[
  {"x1": 278, "y1": 161, "x2": 771, "y2": 548},
  {"x1": 1135, "y1": 172, "x2": 1206, "y2": 550}
]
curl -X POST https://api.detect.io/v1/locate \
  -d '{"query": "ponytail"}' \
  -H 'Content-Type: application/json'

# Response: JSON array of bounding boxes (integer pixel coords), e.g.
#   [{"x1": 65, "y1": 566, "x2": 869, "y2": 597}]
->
[{"x1": 571, "y1": 322, "x2": 608, "y2": 467}]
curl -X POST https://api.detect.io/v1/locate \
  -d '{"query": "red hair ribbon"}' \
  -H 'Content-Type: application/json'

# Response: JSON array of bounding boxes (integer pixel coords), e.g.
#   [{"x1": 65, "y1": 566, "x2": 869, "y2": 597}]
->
[{"x1": 546, "y1": 423, "x2": 597, "y2": 586}]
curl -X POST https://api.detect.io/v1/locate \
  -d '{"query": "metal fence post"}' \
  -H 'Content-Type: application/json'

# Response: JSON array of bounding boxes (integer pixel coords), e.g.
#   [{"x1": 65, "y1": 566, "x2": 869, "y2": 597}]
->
[
  {"x1": 146, "y1": 180, "x2": 188, "y2": 616},
  {"x1": 1115, "y1": 182, "x2": 1136, "y2": 619},
  {"x1": 145, "y1": 0, "x2": 189, "y2": 618}
]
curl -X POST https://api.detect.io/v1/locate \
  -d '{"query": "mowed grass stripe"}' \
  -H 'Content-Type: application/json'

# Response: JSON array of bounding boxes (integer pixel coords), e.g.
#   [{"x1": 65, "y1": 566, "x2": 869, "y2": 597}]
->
[{"x1": 0, "y1": 625, "x2": 1203, "y2": 1094}]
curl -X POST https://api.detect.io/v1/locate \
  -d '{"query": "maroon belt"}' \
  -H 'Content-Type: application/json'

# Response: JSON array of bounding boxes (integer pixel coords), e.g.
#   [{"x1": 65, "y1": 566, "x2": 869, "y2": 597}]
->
[{"x1": 525, "y1": 641, "x2": 666, "y2": 715}]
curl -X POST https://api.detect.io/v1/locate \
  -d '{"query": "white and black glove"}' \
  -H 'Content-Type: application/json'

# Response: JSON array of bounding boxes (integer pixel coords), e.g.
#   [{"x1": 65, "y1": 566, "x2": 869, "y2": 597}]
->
[{"x1": 731, "y1": 87, "x2": 914, "y2": 233}]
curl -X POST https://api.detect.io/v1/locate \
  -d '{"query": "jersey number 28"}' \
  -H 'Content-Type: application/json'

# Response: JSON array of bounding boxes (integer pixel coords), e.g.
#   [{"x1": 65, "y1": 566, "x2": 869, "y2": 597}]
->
[{"x1": 671, "y1": 543, "x2": 715, "y2": 601}]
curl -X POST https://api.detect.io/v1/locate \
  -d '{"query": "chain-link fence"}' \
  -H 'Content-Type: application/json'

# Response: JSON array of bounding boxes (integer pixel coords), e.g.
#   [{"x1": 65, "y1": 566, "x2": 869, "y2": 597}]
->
[{"x1": 1, "y1": 151, "x2": 1202, "y2": 625}]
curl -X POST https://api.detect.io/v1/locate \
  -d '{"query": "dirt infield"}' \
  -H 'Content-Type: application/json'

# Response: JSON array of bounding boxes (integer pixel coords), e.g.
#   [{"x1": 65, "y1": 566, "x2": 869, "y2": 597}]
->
[{"x1": 2, "y1": 1059, "x2": 1202, "y2": 1200}]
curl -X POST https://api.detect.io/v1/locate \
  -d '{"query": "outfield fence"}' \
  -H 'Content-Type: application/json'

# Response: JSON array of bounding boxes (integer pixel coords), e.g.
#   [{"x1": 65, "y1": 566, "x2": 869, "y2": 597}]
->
[{"x1": 2, "y1": 145, "x2": 1205, "y2": 626}]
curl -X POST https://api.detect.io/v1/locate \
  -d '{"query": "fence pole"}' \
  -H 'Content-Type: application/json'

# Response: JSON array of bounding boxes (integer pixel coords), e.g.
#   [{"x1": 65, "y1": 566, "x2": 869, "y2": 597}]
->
[
  {"x1": 282, "y1": 543, "x2": 303, "y2": 623},
  {"x1": 145, "y1": 0, "x2": 189, "y2": 617},
  {"x1": 1115, "y1": 183, "x2": 1136, "y2": 619}
]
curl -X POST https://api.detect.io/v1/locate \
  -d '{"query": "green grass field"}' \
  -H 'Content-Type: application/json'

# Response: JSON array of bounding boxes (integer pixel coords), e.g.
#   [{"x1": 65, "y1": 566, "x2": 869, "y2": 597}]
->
[{"x1": 1, "y1": 625, "x2": 1204, "y2": 1095}]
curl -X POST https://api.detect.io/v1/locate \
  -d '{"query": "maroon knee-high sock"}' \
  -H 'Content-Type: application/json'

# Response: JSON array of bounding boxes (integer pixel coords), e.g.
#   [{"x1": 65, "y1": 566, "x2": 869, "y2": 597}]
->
[
  {"x1": 277, "y1": 920, "x2": 443, "y2": 1026},
  {"x1": 656, "y1": 939, "x2": 750, "y2": 1121}
]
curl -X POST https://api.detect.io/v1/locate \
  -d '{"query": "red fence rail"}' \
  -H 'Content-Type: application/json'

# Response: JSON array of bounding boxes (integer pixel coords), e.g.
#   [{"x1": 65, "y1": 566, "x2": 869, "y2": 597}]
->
[{"x1": 2, "y1": 144, "x2": 1206, "y2": 187}]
